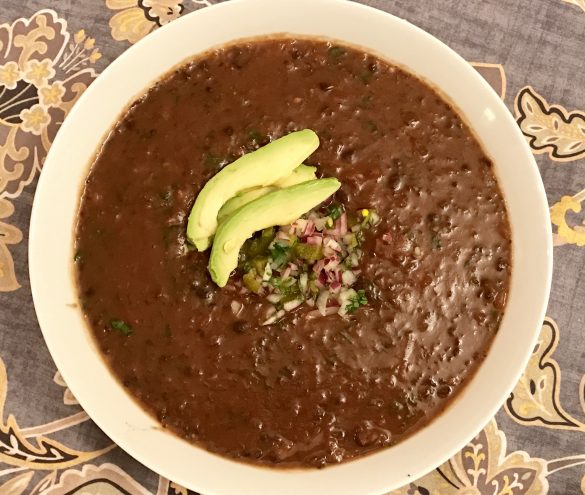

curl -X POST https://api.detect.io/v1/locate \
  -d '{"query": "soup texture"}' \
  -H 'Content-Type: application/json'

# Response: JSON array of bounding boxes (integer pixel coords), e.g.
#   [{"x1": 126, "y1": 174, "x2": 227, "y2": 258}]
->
[{"x1": 75, "y1": 39, "x2": 511, "y2": 467}]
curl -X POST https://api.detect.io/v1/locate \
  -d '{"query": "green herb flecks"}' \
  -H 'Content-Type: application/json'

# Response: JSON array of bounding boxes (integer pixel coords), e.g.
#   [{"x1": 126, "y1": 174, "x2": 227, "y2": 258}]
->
[
  {"x1": 110, "y1": 319, "x2": 133, "y2": 336},
  {"x1": 269, "y1": 243, "x2": 290, "y2": 268},
  {"x1": 326, "y1": 202, "x2": 344, "y2": 221},
  {"x1": 328, "y1": 46, "x2": 346, "y2": 59},
  {"x1": 346, "y1": 289, "x2": 368, "y2": 313}
]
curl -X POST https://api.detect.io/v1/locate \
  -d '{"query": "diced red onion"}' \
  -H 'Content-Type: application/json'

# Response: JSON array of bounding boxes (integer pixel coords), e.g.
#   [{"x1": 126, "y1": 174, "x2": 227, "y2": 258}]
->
[
  {"x1": 325, "y1": 238, "x2": 342, "y2": 252},
  {"x1": 314, "y1": 259, "x2": 326, "y2": 273},
  {"x1": 339, "y1": 212, "x2": 348, "y2": 236},
  {"x1": 306, "y1": 235, "x2": 323, "y2": 245},
  {"x1": 330, "y1": 281, "x2": 341, "y2": 293},
  {"x1": 303, "y1": 220, "x2": 315, "y2": 237}
]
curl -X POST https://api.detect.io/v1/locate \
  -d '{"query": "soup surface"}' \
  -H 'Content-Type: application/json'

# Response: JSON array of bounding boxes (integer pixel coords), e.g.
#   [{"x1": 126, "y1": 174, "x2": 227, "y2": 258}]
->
[{"x1": 76, "y1": 38, "x2": 511, "y2": 467}]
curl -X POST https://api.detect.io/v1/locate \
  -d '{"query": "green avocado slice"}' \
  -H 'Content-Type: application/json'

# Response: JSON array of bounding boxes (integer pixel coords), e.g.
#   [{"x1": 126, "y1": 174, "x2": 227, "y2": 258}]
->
[
  {"x1": 209, "y1": 178, "x2": 341, "y2": 287},
  {"x1": 187, "y1": 130, "x2": 319, "y2": 251},
  {"x1": 217, "y1": 165, "x2": 317, "y2": 223},
  {"x1": 274, "y1": 164, "x2": 317, "y2": 187}
]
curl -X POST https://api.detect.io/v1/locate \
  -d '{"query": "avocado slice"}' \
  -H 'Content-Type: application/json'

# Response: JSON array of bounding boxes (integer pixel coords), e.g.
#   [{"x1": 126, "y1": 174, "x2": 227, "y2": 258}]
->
[
  {"x1": 209, "y1": 178, "x2": 341, "y2": 287},
  {"x1": 217, "y1": 165, "x2": 317, "y2": 222},
  {"x1": 274, "y1": 164, "x2": 317, "y2": 187},
  {"x1": 187, "y1": 130, "x2": 319, "y2": 251},
  {"x1": 217, "y1": 187, "x2": 275, "y2": 223}
]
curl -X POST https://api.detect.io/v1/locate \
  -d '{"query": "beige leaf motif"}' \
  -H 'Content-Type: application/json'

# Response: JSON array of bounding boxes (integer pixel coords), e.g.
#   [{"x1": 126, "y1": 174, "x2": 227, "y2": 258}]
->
[
  {"x1": 0, "y1": 471, "x2": 34, "y2": 495},
  {"x1": 0, "y1": 357, "x2": 114, "y2": 470},
  {"x1": 389, "y1": 419, "x2": 548, "y2": 495},
  {"x1": 515, "y1": 86, "x2": 585, "y2": 162},
  {"x1": 43, "y1": 463, "x2": 151, "y2": 495},
  {"x1": 561, "y1": 0, "x2": 585, "y2": 13},
  {"x1": 505, "y1": 318, "x2": 585, "y2": 431}
]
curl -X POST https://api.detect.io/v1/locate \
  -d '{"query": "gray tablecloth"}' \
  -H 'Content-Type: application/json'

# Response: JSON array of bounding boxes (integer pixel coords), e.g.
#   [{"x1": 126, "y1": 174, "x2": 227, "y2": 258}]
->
[{"x1": 0, "y1": 1, "x2": 584, "y2": 494}]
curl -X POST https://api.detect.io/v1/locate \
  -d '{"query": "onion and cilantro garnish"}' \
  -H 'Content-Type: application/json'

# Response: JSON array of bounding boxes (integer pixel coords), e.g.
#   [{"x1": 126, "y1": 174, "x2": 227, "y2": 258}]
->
[
  {"x1": 237, "y1": 203, "x2": 380, "y2": 324},
  {"x1": 185, "y1": 128, "x2": 374, "y2": 323}
]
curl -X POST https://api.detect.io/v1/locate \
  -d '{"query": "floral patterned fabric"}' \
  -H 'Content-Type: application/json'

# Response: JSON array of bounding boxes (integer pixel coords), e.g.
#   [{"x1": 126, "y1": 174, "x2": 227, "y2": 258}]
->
[{"x1": 0, "y1": 1, "x2": 583, "y2": 494}]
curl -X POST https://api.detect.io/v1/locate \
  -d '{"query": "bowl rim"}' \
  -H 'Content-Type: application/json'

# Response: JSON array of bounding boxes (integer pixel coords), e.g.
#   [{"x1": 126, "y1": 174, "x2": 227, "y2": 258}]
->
[{"x1": 29, "y1": 0, "x2": 552, "y2": 494}]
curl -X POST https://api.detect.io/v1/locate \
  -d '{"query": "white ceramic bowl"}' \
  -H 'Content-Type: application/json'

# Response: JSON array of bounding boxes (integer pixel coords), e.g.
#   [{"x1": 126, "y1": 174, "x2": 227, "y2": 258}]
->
[{"x1": 29, "y1": 0, "x2": 552, "y2": 494}]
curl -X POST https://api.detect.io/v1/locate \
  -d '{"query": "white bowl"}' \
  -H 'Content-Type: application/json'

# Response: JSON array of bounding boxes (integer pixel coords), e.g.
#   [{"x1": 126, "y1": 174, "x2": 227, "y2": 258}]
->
[{"x1": 29, "y1": 0, "x2": 552, "y2": 493}]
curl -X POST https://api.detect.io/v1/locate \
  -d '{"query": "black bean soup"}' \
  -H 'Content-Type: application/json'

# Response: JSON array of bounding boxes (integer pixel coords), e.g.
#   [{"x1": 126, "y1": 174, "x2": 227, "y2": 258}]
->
[{"x1": 75, "y1": 38, "x2": 511, "y2": 468}]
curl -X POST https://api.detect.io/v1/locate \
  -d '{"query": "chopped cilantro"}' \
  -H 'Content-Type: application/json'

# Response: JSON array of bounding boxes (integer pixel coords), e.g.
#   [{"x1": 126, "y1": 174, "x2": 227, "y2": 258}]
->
[
  {"x1": 326, "y1": 202, "x2": 344, "y2": 221},
  {"x1": 270, "y1": 243, "x2": 289, "y2": 268},
  {"x1": 346, "y1": 289, "x2": 368, "y2": 313},
  {"x1": 110, "y1": 319, "x2": 133, "y2": 336}
]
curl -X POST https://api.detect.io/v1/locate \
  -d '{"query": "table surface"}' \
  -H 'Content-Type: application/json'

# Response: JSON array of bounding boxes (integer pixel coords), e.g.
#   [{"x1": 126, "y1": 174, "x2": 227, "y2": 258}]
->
[{"x1": 0, "y1": 1, "x2": 584, "y2": 494}]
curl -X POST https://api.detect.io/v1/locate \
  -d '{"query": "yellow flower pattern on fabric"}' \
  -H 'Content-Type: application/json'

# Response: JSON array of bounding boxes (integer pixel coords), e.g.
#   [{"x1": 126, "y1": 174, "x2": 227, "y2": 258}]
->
[
  {"x1": 20, "y1": 104, "x2": 50, "y2": 134},
  {"x1": 0, "y1": 61, "x2": 21, "y2": 90},
  {"x1": 0, "y1": 10, "x2": 100, "y2": 292},
  {"x1": 106, "y1": 0, "x2": 184, "y2": 44},
  {"x1": 515, "y1": 86, "x2": 585, "y2": 162},
  {"x1": 22, "y1": 58, "x2": 56, "y2": 87},
  {"x1": 39, "y1": 81, "x2": 66, "y2": 107}
]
